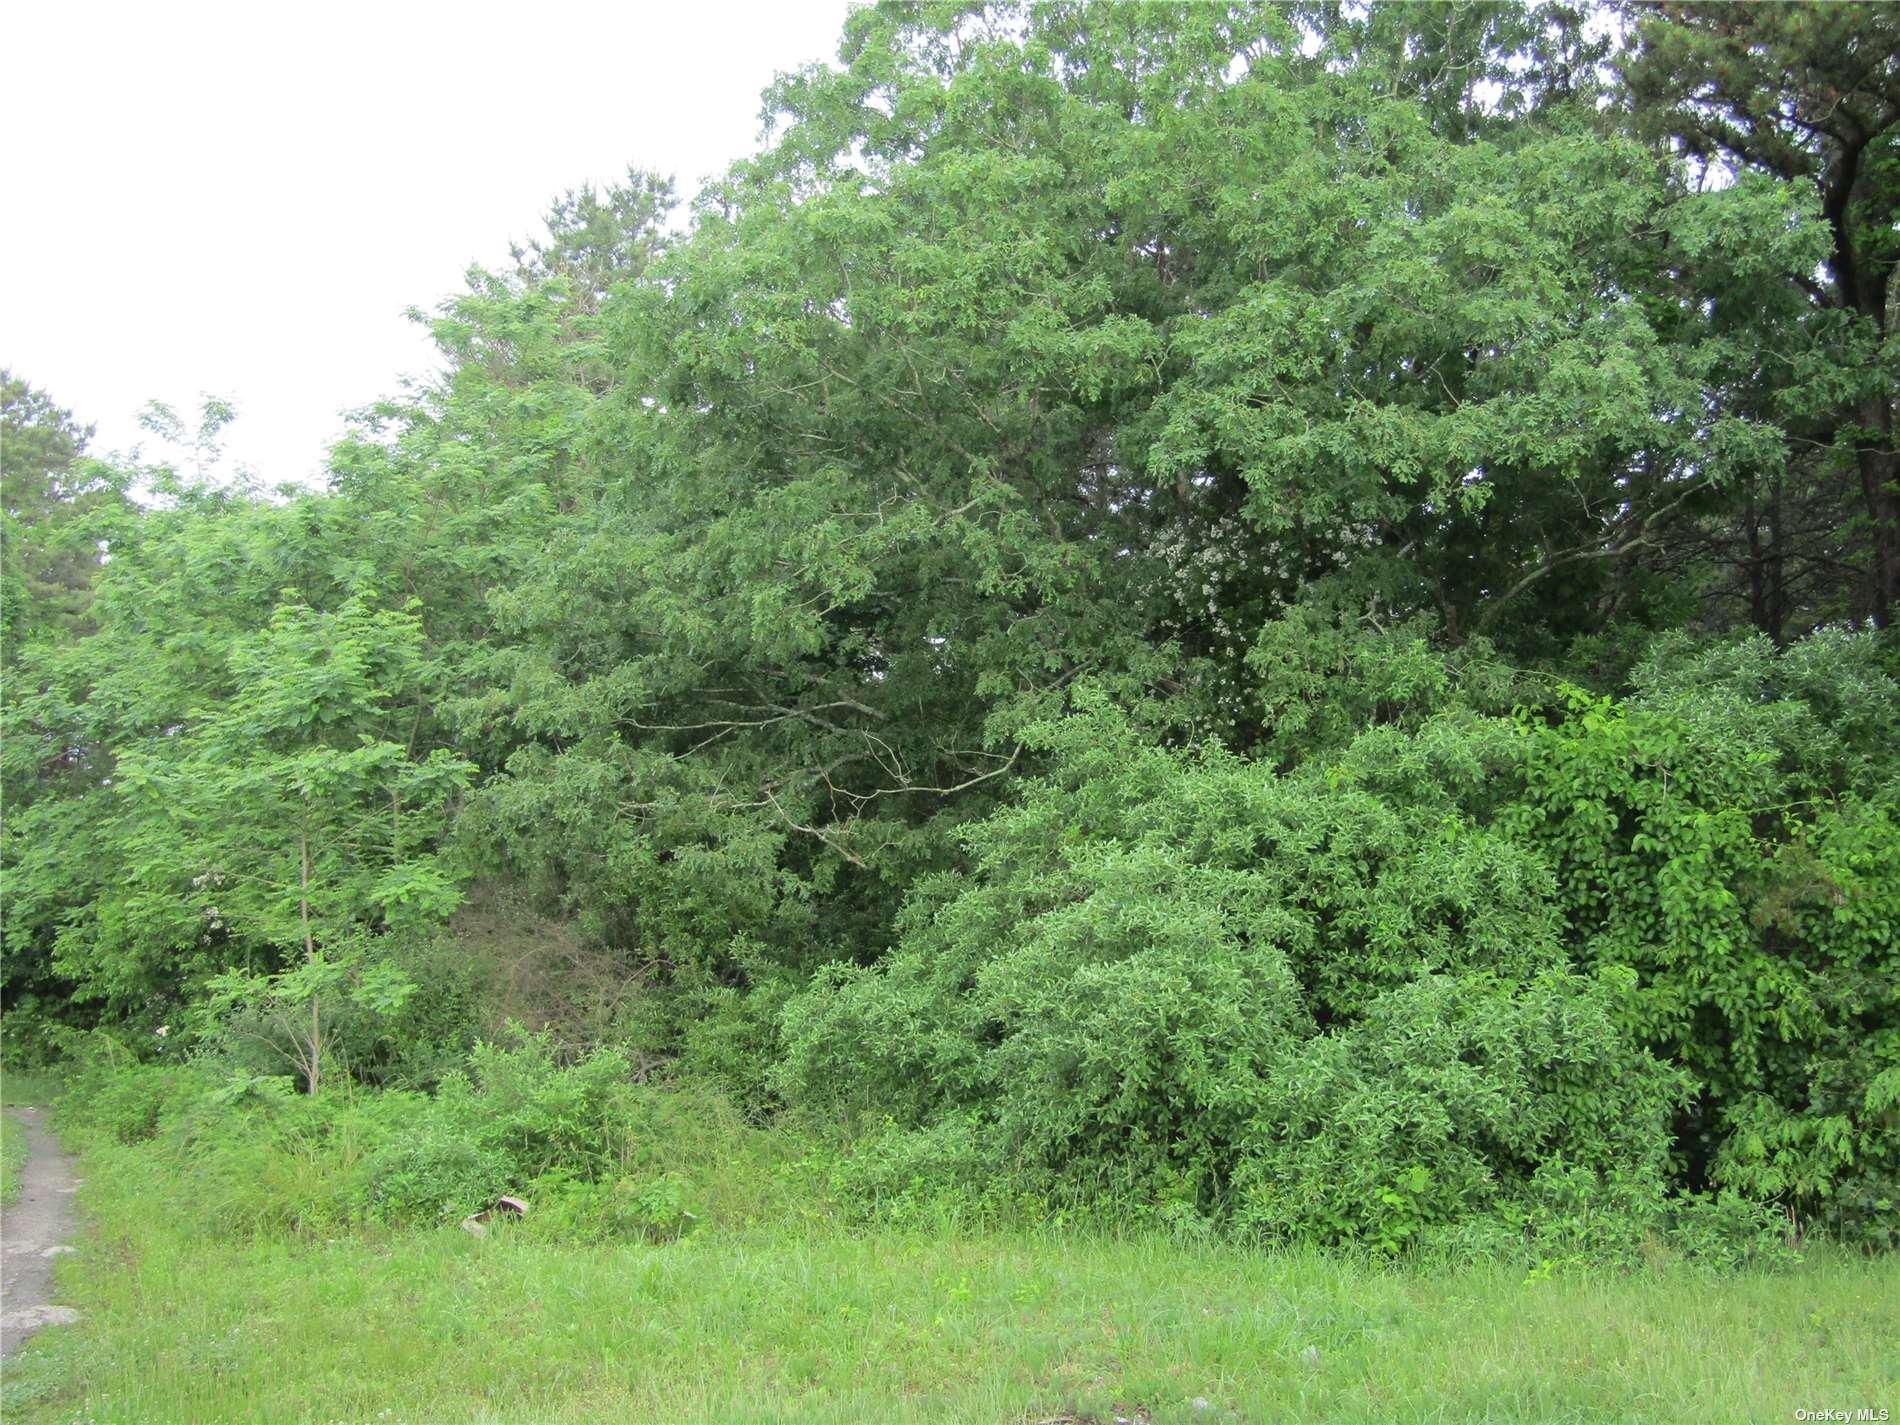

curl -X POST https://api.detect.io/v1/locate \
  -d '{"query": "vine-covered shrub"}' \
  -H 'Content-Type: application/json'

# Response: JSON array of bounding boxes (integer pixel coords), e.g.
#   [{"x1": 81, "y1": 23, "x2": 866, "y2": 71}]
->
[
  {"x1": 1510, "y1": 634, "x2": 1900, "y2": 1244},
  {"x1": 1226, "y1": 971, "x2": 1690, "y2": 1255}
]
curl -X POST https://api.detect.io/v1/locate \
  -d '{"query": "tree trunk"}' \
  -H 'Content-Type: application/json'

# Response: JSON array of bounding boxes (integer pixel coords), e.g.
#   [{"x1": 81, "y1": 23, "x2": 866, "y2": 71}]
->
[
  {"x1": 299, "y1": 823, "x2": 319, "y2": 1095},
  {"x1": 1766, "y1": 473, "x2": 1788, "y2": 646},
  {"x1": 1855, "y1": 411, "x2": 1899, "y2": 629}
]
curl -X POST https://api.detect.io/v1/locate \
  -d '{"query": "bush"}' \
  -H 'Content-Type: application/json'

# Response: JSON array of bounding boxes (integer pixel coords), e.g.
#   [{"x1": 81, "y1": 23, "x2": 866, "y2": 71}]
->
[
  {"x1": 521, "y1": 1170, "x2": 699, "y2": 1243},
  {"x1": 781, "y1": 697, "x2": 1690, "y2": 1245},
  {"x1": 1510, "y1": 635, "x2": 1900, "y2": 1240},
  {"x1": 353, "y1": 1030, "x2": 649, "y2": 1221},
  {"x1": 42, "y1": 636, "x2": 1892, "y2": 1258},
  {"x1": 56, "y1": 1056, "x2": 208, "y2": 1144},
  {"x1": 1663, "y1": 1190, "x2": 1797, "y2": 1271},
  {"x1": 46, "y1": 1031, "x2": 818, "y2": 1242},
  {"x1": 1227, "y1": 972, "x2": 1688, "y2": 1253},
  {"x1": 360, "y1": 1127, "x2": 513, "y2": 1224},
  {"x1": 445, "y1": 1032, "x2": 640, "y2": 1179}
]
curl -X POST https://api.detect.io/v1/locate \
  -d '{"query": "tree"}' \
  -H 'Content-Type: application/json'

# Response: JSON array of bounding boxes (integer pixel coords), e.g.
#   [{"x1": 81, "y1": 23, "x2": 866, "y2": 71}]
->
[
  {"x1": 435, "y1": 0, "x2": 1850, "y2": 1030},
  {"x1": 509, "y1": 166, "x2": 675, "y2": 318},
  {"x1": 1621, "y1": 1, "x2": 1900, "y2": 625},
  {"x1": 113, "y1": 596, "x2": 473, "y2": 1091},
  {"x1": 0, "y1": 370, "x2": 123, "y2": 661}
]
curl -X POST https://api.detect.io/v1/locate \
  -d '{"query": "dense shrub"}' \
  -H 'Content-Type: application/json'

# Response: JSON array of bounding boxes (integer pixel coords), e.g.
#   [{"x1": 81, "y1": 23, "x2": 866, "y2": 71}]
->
[
  {"x1": 781, "y1": 698, "x2": 1686, "y2": 1247},
  {"x1": 43, "y1": 632, "x2": 1894, "y2": 1258},
  {"x1": 781, "y1": 650, "x2": 1898, "y2": 1253},
  {"x1": 1226, "y1": 972, "x2": 1688, "y2": 1254},
  {"x1": 360, "y1": 1126, "x2": 513, "y2": 1224},
  {"x1": 1511, "y1": 635, "x2": 1900, "y2": 1241}
]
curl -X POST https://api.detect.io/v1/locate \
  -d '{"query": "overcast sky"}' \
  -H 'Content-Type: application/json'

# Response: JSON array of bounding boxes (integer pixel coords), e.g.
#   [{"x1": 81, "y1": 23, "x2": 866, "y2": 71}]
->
[{"x1": 3, "y1": 0, "x2": 854, "y2": 483}]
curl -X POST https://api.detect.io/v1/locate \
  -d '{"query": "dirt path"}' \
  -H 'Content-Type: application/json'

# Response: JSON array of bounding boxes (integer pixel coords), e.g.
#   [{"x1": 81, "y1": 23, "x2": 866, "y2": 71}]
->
[{"x1": 1, "y1": 1106, "x2": 81, "y2": 1359}]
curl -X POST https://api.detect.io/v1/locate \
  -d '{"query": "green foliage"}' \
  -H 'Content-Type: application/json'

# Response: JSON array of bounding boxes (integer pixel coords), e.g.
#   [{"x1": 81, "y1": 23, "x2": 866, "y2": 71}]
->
[
  {"x1": 0, "y1": 1111, "x2": 25, "y2": 1205},
  {"x1": 359, "y1": 1122, "x2": 511, "y2": 1225},
  {"x1": 1621, "y1": 0, "x2": 1900, "y2": 626},
  {"x1": 1508, "y1": 634, "x2": 1900, "y2": 1239},
  {"x1": 1227, "y1": 971, "x2": 1689, "y2": 1257},
  {"x1": 56, "y1": 1058, "x2": 207, "y2": 1146},
  {"x1": 103, "y1": 594, "x2": 476, "y2": 1091},
  {"x1": 4, "y1": 0, "x2": 1899, "y2": 1260},
  {"x1": 42, "y1": 1035, "x2": 816, "y2": 1244},
  {"x1": 782, "y1": 695, "x2": 1697, "y2": 1248},
  {"x1": 523, "y1": 1170, "x2": 698, "y2": 1244}
]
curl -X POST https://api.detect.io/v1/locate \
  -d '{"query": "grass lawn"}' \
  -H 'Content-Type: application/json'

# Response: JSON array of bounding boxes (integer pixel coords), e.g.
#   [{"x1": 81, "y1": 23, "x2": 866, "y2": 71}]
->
[{"x1": 4, "y1": 1134, "x2": 1895, "y2": 1425}]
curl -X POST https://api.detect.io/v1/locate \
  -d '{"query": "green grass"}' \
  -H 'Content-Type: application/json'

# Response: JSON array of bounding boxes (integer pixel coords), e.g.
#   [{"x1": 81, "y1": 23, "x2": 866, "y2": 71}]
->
[
  {"x1": 1, "y1": 1067, "x2": 60, "y2": 1107},
  {"x1": 6, "y1": 1135, "x2": 1896, "y2": 1425},
  {"x1": 0, "y1": 1110, "x2": 26, "y2": 1205}
]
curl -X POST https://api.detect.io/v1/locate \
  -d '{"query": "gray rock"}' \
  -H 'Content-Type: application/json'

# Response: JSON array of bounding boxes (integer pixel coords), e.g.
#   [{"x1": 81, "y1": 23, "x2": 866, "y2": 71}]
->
[{"x1": 0, "y1": 1306, "x2": 79, "y2": 1332}]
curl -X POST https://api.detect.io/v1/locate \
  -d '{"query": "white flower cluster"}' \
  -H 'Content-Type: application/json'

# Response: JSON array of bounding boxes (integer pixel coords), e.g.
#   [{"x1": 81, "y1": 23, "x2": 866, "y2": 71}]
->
[
  {"x1": 1141, "y1": 494, "x2": 1389, "y2": 743},
  {"x1": 193, "y1": 869, "x2": 229, "y2": 942},
  {"x1": 1148, "y1": 510, "x2": 1289, "y2": 655}
]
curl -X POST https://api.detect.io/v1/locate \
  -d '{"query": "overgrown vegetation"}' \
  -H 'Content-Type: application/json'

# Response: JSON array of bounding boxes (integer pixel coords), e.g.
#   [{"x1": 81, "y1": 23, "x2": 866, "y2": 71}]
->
[{"x1": 4, "y1": 0, "x2": 1898, "y2": 1305}]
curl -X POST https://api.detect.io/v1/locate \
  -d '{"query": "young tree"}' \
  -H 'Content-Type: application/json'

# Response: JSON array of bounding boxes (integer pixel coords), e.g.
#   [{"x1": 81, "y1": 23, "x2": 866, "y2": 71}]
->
[{"x1": 115, "y1": 596, "x2": 473, "y2": 1091}]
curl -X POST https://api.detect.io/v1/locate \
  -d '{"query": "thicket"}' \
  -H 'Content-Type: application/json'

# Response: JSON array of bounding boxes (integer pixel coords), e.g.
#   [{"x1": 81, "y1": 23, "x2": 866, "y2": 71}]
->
[{"x1": 4, "y1": 1, "x2": 1897, "y2": 1260}]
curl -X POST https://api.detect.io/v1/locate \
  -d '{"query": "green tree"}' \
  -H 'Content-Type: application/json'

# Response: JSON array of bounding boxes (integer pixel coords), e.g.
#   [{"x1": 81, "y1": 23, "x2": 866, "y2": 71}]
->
[
  {"x1": 430, "y1": 0, "x2": 1858, "y2": 1059},
  {"x1": 1621, "y1": 0, "x2": 1900, "y2": 626},
  {"x1": 114, "y1": 596, "x2": 473, "y2": 1091},
  {"x1": 0, "y1": 370, "x2": 125, "y2": 661}
]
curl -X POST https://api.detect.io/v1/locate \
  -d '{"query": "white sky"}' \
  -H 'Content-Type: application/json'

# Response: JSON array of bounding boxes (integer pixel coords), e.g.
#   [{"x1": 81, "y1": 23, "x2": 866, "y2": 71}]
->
[{"x1": 2, "y1": 0, "x2": 854, "y2": 485}]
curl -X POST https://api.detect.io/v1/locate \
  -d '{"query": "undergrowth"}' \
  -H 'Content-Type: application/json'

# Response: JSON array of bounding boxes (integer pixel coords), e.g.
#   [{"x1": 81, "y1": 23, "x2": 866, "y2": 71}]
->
[{"x1": 0, "y1": 1109, "x2": 25, "y2": 1205}]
